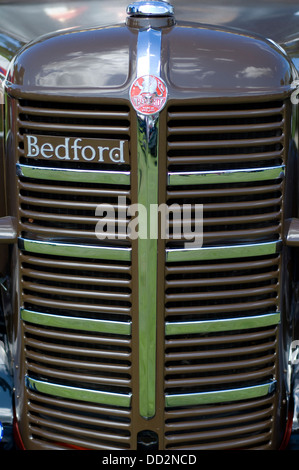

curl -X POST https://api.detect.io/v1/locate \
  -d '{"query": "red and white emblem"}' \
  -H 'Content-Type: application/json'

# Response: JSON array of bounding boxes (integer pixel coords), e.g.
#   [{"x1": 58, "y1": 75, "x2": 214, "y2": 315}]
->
[{"x1": 130, "y1": 75, "x2": 168, "y2": 115}]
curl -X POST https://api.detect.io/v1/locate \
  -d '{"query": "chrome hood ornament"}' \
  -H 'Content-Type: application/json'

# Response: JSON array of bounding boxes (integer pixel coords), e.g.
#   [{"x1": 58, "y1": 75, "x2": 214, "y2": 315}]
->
[{"x1": 127, "y1": 0, "x2": 174, "y2": 17}]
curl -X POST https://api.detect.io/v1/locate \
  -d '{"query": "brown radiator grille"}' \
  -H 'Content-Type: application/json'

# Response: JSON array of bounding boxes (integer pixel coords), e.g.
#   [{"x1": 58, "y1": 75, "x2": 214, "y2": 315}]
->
[
  {"x1": 15, "y1": 98, "x2": 134, "y2": 449},
  {"x1": 166, "y1": 180, "x2": 282, "y2": 246},
  {"x1": 17, "y1": 100, "x2": 131, "y2": 242},
  {"x1": 166, "y1": 100, "x2": 285, "y2": 246},
  {"x1": 26, "y1": 389, "x2": 131, "y2": 450},
  {"x1": 13, "y1": 92, "x2": 287, "y2": 449},
  {"x1": 19, "y1": 179, "x2": 131, "y2": 242},
  {"x1": 23, "y1": 322, "x2": 132, "y2": 393},
  {"x1": 21, "y1": 252, "x2": 132, "y2": 321},
  {"x1": 164, "y1": 395, "x2": 275, "y2": 450},
  {"x1": 17, "y1": 100, "x2": 130, "y2": 141},
  {"x1": 165, "y1": 327, "x2": 277, "y2": 393},
  {"x1": 167, "y1": 100, "x2": 284, "y2": 171},
  {"x1": 22, "y1": 301, "x2": 133, "y2": 449},
  {"x1": 163, "y1": 98, "x2": 285, "y2": 449},
  {"x1": 165, "y1": 254, "x2": 280, "y2": 321}
]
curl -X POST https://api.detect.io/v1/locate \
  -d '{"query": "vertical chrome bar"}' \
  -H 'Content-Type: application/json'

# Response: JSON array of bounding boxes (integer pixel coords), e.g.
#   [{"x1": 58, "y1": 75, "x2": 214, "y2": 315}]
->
[
  {"x1": 135, "y1": 28, "x2": 162, "y2": 419},
  {"x1": 137, "y1": 113, "x2": 159, "y2": 419},
  {"x1": 137, "y1": 29, "x2": 162, "y2": 78}
]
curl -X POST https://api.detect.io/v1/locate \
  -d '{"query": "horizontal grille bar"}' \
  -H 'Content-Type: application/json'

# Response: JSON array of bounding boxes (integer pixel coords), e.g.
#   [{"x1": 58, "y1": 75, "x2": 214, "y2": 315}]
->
[
  {"x1": 19, "y1": 238, "x2": 132, "y2": 261},
  {"x1": 166, "y1": 240, "x2": 280, "y2": 262},
  {"x1": 165, "y1": 312, "x2": 280, "y2": 336},
  {"x1": 26, "y1": 376, "x2": 132, "y2": 408},
  {"x1": 168, "y1": 165, "x2": 284, "y2": 186},
  {"x1": 17, "y1": 163, "x2": 130, "y2": 185},
  {"x1": 165, "y1": 381, "x2": 276, "y2": 408},
  {"x1": 21, "y1": 308, "x2": 131, "y2": 335}
]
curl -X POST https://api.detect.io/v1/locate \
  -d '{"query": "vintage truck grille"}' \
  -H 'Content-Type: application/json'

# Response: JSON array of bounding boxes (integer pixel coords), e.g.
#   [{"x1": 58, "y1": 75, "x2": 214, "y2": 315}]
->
[
  {"x1": 15, "y1": 99, "x2": 134, "y2": 449},
  {"x1": 14, "y1": 96, "x2": 286, "y2": 449},
  {"x1": 166, "y1": 101, "x2": 284, "y2": 245},
  {"x1": 163, "y1": 99, "x2": 285, "y2": 450},
  {"x1": 17, "y1": 100, "x2": 131, "y2": 242},
  {"x1": 164, "y1": 256, "x2": 279, "y2": 450}
]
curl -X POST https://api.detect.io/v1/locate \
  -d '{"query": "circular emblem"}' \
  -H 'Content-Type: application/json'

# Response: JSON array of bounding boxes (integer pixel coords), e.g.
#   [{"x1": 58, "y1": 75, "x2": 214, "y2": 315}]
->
[{"x1": 130, "y1": 75, "x2": 168, "y2": 115}]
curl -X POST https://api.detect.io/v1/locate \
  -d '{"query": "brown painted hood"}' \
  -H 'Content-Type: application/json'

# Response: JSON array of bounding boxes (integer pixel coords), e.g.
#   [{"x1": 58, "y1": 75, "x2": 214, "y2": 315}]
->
[{"x1": 5, "y1": 17, "x2": 295, "y2": 100}]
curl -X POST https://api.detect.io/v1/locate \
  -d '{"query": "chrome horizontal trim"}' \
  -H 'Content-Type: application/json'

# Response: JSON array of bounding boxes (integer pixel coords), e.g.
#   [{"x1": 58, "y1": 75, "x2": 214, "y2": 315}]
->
[
  {"x1": 166, "y1": 240, "x2": 280, "y2": 263},
  {"x1": 165, "y1": 312, "x2": 280, "y2": 336},
  {"x1": 16, "y1": 163, "x2": 130, "y2": 186},
  {"x1": 165, "y1": 381, "x2": 276, "y2": 408},
  {"x1": 25, "y1": 376, "x2": 132, "y2": 407},
  {"x1": 18, "y1": 238, "x2": 131, "y2": 261},
  {"x1": 168, "y1": 165, "x2": 285, "y2": 186},
  {"x1": 21, "y1": 308, "x2": 131, "y2": 335}
]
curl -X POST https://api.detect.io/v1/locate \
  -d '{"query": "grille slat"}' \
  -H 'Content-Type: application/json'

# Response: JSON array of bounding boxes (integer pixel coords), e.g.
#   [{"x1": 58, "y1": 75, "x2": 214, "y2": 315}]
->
[
  {"x1": 166, "y1": 299, "x2": 277, "y2": 317},
  {"x1": 167, "y1": 103, "x2": 285, "y2": 120},
  {"x1": 17, "y1": 118, "x2": 130, "y2": 135},
  {"x1": 168, "y1": 121, "x2": 283, "y2": 135},
  {"x1": 165, "y1": 421, "x2": 273, "y2": 446},
  {"x1": 168, "y1": 135, "x2": 283, "y2": 150},
  {"x1": 22, "y1": 281, "x2": 132, "y2": 302},
  {"x1": 19, "y1": 104, "x2": 130, "y2": 121},
  {"x1": 26, "y1": 362, "x2": 132, "y2": 388}
]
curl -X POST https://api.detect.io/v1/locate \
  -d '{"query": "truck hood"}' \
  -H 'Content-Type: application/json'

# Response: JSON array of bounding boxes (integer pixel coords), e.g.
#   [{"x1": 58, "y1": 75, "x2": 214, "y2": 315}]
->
[{"x1": 5, "y1": 8, "x2": 295, "y2": 101}]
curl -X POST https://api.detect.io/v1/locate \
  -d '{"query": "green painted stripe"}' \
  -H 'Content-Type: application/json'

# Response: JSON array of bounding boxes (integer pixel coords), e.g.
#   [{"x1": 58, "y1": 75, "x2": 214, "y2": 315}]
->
[
  {"x1": 26, "y1": 376, "x2": 132, "y2": 407},
  {"x1": 19, "y1": 238, "x2": 131, "y2": 262},
  {"x1": 165, "y1": 312, "x2": 280, "y2": 336},
  {"x1": 165, "y1": 382, "x2": 276, "y2": 408},
  {"x1": 17, "y1": 163, "x2": 130, "y2": 185},
  {"x1": 21, "y1": 308, "x2": 131, "y2": 335}
]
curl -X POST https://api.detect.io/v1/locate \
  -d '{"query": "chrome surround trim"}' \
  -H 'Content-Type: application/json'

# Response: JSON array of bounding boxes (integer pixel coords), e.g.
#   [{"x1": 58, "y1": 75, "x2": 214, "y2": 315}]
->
[
  {"x1": 18, "y1": 238, "x2": 132, "y2": 261},
  {"x1": 168, "y1": 165, "x2": 285, "y2": 186},
  {"x1": 165, "y1": 312, "x2": 280, "y2": 336},
  {"x1": 136, "y1": 27, "x2": 162, "y2": 419},
  {"x1": 165, "y1": 381, "x2": 277, "y2": 408},
  {"x1": 25, "y1": 376, "x2": 132, "y2": 407},
  {"x1": 16, "y1": 163, "x2": 130, "y2": 186},
  {"x1": 166, "y1": 240, "x2": 281, "y2": 263},
  {"x1": 21, "y1": 308, "x2": 132, "y2": 335},
  {"x1": 127, "y1": 1, "x2": 174, "y2": 17}
]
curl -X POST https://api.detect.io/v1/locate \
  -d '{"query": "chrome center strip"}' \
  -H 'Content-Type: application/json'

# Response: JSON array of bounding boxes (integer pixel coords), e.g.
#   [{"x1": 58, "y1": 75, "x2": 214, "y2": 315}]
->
[
  {"x1": 21, "y1": 308, "x2": 132, "y2": 336},
  {"x1": 165, "y1": 312, "x2": 280, "y2": 336},
  {"x1": 166, "y1": 240, "x2": 281, "y2": 263},
  {"x1": 165, "y1": 381, "x2": 277, "y2": 408},
  {"x1": 17, "y1": 163, "x2": 130, "y2": 186},
  {"x1": 25, "y1": 376, "x2": 132, "y2": 408},
  {"x1": 137, "y1": 28, "x2": 162, "y2": 77},
  {"x1": 168, "y1": 165, "x2": 285, "y2": 186},
  {"x1": 19, "y1": 238, "x2": 132, "y2": 261},
  {"x1": 136, "y1": 28, "x2": 162, "y2": 419}
]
